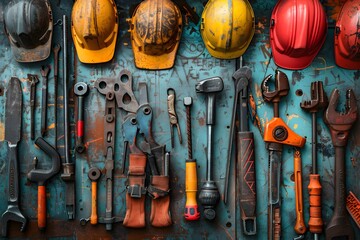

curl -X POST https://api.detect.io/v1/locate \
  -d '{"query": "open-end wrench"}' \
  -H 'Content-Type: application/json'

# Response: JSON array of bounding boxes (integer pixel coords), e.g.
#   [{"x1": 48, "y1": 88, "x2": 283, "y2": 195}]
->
[
  {"x1": 74, "y1": 82, "x2": 88, "y2": 153},
  {"x1": 40, "y1": 65, "x2": 50, "y2": 137},
  {"x1": 324, "y1": 89, "x2": 357, "y2": 240},
  {"x1": 27, "y1": 74, "x2": 39, "y2": 140},
  {"x1": 1, "y1": 77, "x2": 27, "y2": 236}
]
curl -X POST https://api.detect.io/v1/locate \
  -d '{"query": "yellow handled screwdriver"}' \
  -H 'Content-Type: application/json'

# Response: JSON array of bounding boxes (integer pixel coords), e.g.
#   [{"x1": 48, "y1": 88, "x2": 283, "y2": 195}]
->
[{"x1": 183, "y1": 97, "x2": 200, "y2": 220}]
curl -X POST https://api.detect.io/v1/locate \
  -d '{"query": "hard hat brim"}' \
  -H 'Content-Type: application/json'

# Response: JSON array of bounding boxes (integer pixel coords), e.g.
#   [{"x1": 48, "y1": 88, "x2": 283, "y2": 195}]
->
[
  {"x1": 133, "y1": 45, "x2": 179, "y2": 70},
  {"x1": 9, "y1": 37, "x2": 52, "y2": 63},
  {"x1": 272, "y1": 48, "x2": 318, "y2": 70},
  {"x1": 206, "y1": 46, "x2": 247, "y2": 60},
  {"x1": 335, "y1": 47, "x2": 360, "y2": 70},
  {"x1": 74, "y1": 39, "x2": 117, "y2": 64}
]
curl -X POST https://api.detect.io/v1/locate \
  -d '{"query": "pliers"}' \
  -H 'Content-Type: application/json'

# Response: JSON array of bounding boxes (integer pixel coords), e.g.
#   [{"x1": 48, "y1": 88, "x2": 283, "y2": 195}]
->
[{"x1": 167, "y1": 88, "x2": 182, "y2": 148}]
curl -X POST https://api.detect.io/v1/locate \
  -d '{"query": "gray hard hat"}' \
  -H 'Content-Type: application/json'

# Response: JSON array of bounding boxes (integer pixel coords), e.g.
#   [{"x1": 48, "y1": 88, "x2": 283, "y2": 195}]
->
[{"x1": 4, "y1": 0, "x2": 53, "y2": 62}]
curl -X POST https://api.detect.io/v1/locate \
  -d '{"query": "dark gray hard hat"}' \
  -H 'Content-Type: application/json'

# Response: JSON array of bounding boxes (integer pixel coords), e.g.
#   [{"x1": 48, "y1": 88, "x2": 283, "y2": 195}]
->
[{"x1": 3, "y1": 0, "x2": 53, "y2": 62}]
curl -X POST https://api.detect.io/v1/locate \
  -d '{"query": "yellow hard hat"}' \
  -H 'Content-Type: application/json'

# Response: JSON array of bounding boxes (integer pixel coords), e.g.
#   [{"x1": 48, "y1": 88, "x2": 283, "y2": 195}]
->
[
  {"x1": 200, "y1": 0, "x2": 255, "y2": 59},
  {"x1": 128, "y1": 0, "x2": 183, "y2": 70},
  {"x1": 71, "y1": 0, "x2": 118, "y2": 64}
]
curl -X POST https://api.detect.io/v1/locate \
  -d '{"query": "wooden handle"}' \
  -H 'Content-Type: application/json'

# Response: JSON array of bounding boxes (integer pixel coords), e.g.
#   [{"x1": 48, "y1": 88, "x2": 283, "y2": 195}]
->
[
  {"x1": 90, "y1": 181, "x2": 98, "y2": 224},
  {"x1": 38, "y1": 185, "x2": 46, "y2": 230}
]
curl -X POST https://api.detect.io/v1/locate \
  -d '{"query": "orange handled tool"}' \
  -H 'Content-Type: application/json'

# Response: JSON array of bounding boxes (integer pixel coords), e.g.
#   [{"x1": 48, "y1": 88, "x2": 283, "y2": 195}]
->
[
  {"x1": 88, "y1": 167, "x2": 101, "y2": 224},
  {"x1": 183, "y1": 97, "x2": 200, "y2": 220},
  {"x1": 346, "y1": 191, "x2": 360, "y2": 228},
  {"x1": 27, "y1": 138, "x2": 61, "y2": 230},
  {"x1": 294, "y1": 150, "x2": 306, "y2": 236},
  {"x1": 308, "y1": 174, "x2": 322, "y2": 234},
  {"x1": 300, "y1": 81, "x2": 328, "y2": 239}
]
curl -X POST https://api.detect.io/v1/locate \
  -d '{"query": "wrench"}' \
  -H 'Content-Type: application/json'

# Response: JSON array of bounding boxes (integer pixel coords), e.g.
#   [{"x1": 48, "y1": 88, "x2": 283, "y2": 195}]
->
[
  {"x1": 53, "y1": 44, "x2": 61, "y2": 149},
  {"x1": 27, "y1": 74, "x2": 39, "y2": 140},
  {"x1": 74, "y1": 82, "x2": 88, "y2": 153},
  {"x1": 40, "y1": 65, "x2": 50, "y2": 137},
  {"x1": 324, "y1": 89, "x2": 357, "y2": 240}
]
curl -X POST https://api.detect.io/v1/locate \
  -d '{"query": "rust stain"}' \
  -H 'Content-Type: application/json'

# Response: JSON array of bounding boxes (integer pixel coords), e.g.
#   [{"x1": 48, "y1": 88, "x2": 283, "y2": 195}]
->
[
  {"x1": 0, "y1": 122, "x2": 4, "y2": 141},
  {"x1": 254, "y1": 83, "x2": 262, "y2": 99},
  {"x1": 87, "y1": 113, "x2": 105, "y2": 154},
  {"x1": 48, "y1": 123, "x2": 55, "y2": 130},
  {"x1": 198, "y1": 117, "x2": 205, "y2": 126}
]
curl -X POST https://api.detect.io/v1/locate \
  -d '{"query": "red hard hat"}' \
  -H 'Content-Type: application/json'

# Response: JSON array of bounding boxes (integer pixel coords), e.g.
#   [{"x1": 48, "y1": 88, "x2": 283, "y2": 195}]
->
[
  {"x1": 335, "y1": 0, "x2": 360, "y2": 69},
  {"x1": 270, "y1": 0, "x2": 328, "y2": 70}
]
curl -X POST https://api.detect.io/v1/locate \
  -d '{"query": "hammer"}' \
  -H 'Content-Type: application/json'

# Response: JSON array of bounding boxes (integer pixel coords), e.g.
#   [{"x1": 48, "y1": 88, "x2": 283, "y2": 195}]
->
[
  {"x1": 195, "y1": 77, "x2": 224, "y2": 220},
  {"x1": 28, "y1": 137, "x2": 61, "y2": 230}
]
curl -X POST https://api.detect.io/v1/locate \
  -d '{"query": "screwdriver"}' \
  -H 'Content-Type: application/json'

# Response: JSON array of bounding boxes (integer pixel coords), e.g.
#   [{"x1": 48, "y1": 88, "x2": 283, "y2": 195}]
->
[{"x1": 183, "y1": 97, "x2": 200, "y2": 220}]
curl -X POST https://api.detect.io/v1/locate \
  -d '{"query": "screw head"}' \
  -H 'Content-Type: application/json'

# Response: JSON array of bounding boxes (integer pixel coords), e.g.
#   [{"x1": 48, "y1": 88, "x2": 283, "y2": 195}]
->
[
  {"x1": 273, "y1": 126, "x2": 288, "y2": 141},
  {"x1": 183, "y1": 96, "x2": 192, "y2": 106}
]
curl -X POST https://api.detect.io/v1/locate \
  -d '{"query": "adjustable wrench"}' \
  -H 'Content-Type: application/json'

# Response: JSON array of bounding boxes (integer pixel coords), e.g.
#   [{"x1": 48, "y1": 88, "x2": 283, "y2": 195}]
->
[
  {"x1": 324, "y1": 89, "x2": 357, "y2": 240},
  {"x1": 261, "y1": 70, "x2": 306, "y2": 240},
  {"x1": 226, "y1": 65, "x2": 257, "y2": 235}
]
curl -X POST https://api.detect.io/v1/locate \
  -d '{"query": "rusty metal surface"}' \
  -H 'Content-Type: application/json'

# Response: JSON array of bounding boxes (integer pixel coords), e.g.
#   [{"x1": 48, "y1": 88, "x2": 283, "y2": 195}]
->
[{"x1": 0, "y1": 0, "x2": 358, "y2": 239}]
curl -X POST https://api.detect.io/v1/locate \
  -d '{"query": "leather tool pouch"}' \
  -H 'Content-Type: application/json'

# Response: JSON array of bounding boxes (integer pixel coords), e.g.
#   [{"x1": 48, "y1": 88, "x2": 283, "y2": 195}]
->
[
  {"x1": 123, "y1": 153, "x2": 147, "y2": 228},
  {"x1": 148, "y1": 175, "x2": 172, "y2": 227}
]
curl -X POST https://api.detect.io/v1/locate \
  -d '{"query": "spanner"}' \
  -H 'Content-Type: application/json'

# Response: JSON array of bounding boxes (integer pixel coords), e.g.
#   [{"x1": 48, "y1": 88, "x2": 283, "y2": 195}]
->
[
  {"x1": 27, "y1": 74, "x2": 39, "y2": 140},
  {"x1": 324, "y1": 89, "x2": 357, "y2": 240},
  {"x1": 40, "y1": 65, "x2": 50, "y2": 137},
  {"x1": 53, "y1": 44, "x2": 61, "y2": 149},
  {"x1": 74, "y1": 82, "x2": 88, "y2": 153}
]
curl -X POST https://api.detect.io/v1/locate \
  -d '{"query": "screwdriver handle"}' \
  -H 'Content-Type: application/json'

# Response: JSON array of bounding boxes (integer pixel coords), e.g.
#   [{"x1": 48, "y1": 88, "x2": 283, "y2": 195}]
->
[
  {"x1": 184, "y1": 159, "x2": 200, "y2": 221},
  {"x1": 308, "y1": 174, "x2": 323, "y2": 233},
  {"x1": 90, "y1": 181, "x2": 98, "y2": 225},
  {"x1": 294, "y1": 150, "x2": 306, "y2": 234}
]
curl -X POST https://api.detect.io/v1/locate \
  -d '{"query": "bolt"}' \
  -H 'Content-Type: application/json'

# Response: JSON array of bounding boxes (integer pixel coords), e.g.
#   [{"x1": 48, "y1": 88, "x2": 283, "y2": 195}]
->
[{"x1": 273, "y1": 126, "x2": 288, "y2": 141}]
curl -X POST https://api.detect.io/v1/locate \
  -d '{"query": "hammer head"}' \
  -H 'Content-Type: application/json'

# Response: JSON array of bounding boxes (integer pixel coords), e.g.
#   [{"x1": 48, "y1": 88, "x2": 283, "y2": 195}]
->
[{"x1": 195, "y1": 77, "x2": 224, "y2": 94}]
